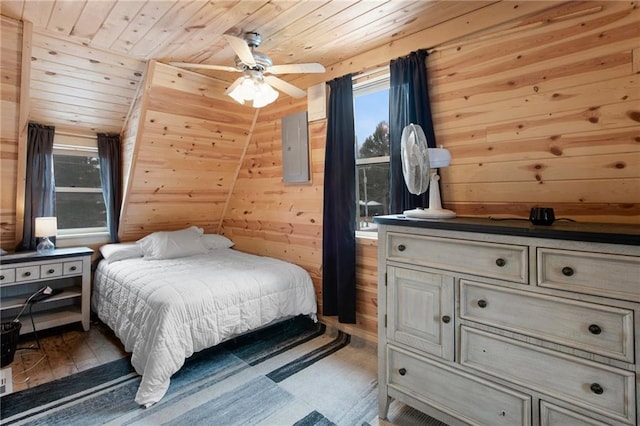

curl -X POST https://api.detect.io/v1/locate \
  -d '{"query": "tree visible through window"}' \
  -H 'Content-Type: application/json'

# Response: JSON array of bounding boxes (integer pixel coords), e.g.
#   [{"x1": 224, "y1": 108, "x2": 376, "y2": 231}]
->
[{"x1": 354, "y1": 75, "x2": 390, "y2": 233}]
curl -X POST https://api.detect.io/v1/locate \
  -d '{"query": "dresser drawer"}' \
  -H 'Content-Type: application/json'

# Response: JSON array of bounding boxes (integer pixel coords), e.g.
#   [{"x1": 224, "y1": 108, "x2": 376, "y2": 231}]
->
[
  {"x1": 538, "y1": 248, "x2": 640, "y2": 302},
  {"x1": 387, "y1": 233, "x2": 528, "y2": 283},
  {"x1": 0, "y1": 267, "x2": 16, "y2": 285},
  {"x1": 540, "y1": 401, "x2": 610, "y2": 426},
  {"x1": 40, "y1": 263, "x2": 63, "y2": 279},
  {"x1": 460, "y1": 280, "x2": 634, "y2": 362},
  {"x1": 388, "y1": 345, "x2": 531, "y2": 426},
  {"x1": 15, "y1": 265, "x2": 40, "y2": 282},
  {"x1": 63, "y1": 261, "x2": 82, "y2": 275},
  {"x1": 461, "y1": 327, "x2": 636, "y2": 424}
]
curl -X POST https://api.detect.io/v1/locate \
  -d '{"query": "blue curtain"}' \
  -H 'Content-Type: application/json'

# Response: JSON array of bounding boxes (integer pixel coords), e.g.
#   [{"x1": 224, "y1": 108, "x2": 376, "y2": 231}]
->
[
  {"x1": 97, "y1": 133, "x2": 122, "y2": 243},
  {"x1": 388, "y1": 49, "x2": 437, "y2": 214},
  {"x1": 17, "y1": 123, "x2": 56, "y2": 251},
  {"x1": 322, "y1": 75, "x2": 357, "y2": 324}
]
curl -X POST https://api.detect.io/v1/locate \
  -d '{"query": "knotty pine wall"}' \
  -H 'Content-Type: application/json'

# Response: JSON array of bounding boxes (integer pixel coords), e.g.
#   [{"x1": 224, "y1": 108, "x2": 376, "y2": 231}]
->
[
  {"x1": 1, "y1": 16, "x2": 22, "y2": 249},
  {"x1": 118, "y1": 61, "x2": 256, "y2": 240},
  {"x1": 224, "y1": 1, "x2": 640, "y2": 341}
]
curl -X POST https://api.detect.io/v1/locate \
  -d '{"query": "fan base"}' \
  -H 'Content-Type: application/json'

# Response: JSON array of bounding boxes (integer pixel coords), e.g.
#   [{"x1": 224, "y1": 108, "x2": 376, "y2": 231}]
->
[{"x1": 403, "y1": 207, "x2": 456, "y2": 220}]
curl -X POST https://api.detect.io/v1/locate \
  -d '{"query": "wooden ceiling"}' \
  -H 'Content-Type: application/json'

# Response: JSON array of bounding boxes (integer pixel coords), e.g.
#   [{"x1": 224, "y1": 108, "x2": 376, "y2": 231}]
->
[{"x1": 0, "y1": 0, "x2": 507, "y2": 134}]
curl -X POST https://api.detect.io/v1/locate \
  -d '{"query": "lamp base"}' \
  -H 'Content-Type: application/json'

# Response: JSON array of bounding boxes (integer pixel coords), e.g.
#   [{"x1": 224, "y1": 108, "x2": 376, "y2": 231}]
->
[{"x1": 36, "y1": 236, "x2": 55, "y2": 254}]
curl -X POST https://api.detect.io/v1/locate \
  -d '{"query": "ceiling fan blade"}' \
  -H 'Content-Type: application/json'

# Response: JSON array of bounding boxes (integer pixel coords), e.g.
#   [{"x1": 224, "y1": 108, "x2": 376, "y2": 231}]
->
[
  {"x1": 224, "y1": 34, "x2": 256, "y2": 67},
  {"x1": 225, "y1": 76, "x2": 245, "y2": 96},
  {"x1": 264, "y1": 75, "x2": 306, "y2": 98},
  {"x1": 267, "y1": 63, "x2": 326, "y2": 74},
  {"x1": 169, "y1": 62, "x2": 240, "y2": 72}
]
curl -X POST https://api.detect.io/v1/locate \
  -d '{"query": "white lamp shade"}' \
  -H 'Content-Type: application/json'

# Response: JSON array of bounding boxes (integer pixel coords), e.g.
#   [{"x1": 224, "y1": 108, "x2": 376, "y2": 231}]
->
[
  {"x1": 35, "y1": 217, "x2": 57, "y2": 237},
  {"x1": 228, "y1": 75, "x2": 279, "y2": 108}
]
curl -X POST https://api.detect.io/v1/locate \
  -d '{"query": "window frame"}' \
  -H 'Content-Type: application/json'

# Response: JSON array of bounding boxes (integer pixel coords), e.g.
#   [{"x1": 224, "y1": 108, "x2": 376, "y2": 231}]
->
[
  {"x1": 353, "y1": 71, "x2": 390, "y2": 237},
  {"x1": 52, "y1": 135, "x2": 109, "y2": 240}
]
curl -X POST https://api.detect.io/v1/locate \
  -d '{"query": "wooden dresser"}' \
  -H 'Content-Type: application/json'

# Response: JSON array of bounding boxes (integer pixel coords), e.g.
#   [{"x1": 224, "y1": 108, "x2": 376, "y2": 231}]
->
[{"x1": 374, "y1": 216, "x2": 640, "y2": 426}]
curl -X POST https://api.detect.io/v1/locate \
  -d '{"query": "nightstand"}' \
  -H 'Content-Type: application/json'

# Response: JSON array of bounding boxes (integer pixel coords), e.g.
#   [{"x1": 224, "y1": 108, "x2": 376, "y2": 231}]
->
[{"x1": 0, "y1": 247, "x2": 93, "y2": 334}]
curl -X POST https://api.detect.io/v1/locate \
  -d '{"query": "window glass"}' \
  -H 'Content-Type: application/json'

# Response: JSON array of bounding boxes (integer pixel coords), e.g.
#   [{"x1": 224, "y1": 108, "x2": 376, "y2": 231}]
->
[
  {"x1": 354, "y1": 75, "x2": 390, "y2": 233},
  {"x1": 53, "y1": 145, "x2": 107, "y2": 234}
]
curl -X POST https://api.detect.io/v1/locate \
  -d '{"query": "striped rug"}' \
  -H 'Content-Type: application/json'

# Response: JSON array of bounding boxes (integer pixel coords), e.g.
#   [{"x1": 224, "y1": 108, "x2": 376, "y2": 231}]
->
[{"x1": 1, "y1": 316, "x2": 445, "y2": 426}]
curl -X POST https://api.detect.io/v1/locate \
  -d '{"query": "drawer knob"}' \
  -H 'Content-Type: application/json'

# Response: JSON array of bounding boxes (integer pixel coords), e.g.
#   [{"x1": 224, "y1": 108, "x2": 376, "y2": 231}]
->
[
  {"x1": 495, "y1": 258, "x2": 506, "y2": 267},
  {"x1": 442, "y1": 315, "x2": 451, "y2": 324},
  {"x1": 70, "y1": 266, "x2": 77, "y2": 271},
  {"x1": 561, "y1": 266, "x2": 574, "y2": 277},
  {"x1": 23, "y1": 271, "x2": 31, "y2": 277},
  {"x1": 398, "y1": 368, "x2": 407, "y2": 376},
  {"x1": 590, "y1": 383, "x2": 604, "y2": 395},
  {"x1": 0, "y1": 275, "x2": 4, "y2": 280},
  {"x1": 588, "y1": 324, "x2": 602, "y2": 335},
  {"x1": 397, "y1": 244, "x2": 406, "y2": 252},
  {"x1": 477, "y1": 299, "x2": 488, "y2": 308},
  {"x1": 47, "y1": 268, "x2": 55, "y2": 274}
]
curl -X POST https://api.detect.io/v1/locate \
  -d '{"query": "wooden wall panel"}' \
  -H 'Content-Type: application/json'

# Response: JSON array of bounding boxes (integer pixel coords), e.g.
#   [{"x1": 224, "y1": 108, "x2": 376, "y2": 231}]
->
[
  {"x1": 0, "y1": 16, "x2": 21, "y2": 250},
  {"x1": 118, "y1": 63, "x2": 255, "y2": 241},
  {"x1": 429, "y1": 1, "x2": 640, "y2": 223}
]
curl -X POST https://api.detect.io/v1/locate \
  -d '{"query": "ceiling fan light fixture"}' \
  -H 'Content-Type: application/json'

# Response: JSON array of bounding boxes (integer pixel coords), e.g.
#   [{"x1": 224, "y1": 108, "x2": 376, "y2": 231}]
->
[{"x1": 228, "y1": 73, "x2": 279, "y2": 108}]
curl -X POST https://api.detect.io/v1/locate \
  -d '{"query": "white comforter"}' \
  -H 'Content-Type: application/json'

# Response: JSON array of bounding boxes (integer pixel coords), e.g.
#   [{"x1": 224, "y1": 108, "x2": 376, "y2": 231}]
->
[{"x1": 92, "y1": 249, "x2": 317, "y2": 406}]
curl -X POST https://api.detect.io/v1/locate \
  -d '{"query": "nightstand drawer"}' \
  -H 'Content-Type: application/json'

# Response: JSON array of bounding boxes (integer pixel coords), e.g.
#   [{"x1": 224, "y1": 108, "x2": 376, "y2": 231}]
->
[
  {"x1": 461, "y1": 327, "x2": 636, "y2": 424},
  {"x1": 15, "y1": 265, "x2": 40, "y2": 282},
  {"x1": 538, "y1": 248, "x2": 640, "y2": 302},
  {"x1": 388, "y1": 345, "x2": 531, "y2": 426},
  {"x1": 387, "y1": 233, "x2": 528, "y2": 283},
  {"x1": 460, "y1": 280, "x2": 634, "y2": 362},
  {"x1": 63, "y1": 261, "x2": 82, "y2": 275},
  {"x1": 0, "y1": 267, "x2": 15, "y2": 285},
  {"x1": 40, "y1": 263, "x2": 63, "y2": 278}
]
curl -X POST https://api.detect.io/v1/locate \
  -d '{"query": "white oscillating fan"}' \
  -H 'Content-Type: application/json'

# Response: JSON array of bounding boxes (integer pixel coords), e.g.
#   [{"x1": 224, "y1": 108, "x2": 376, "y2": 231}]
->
[{"x1": 400, "y1": 123, "x2": 456, "y2": 219}]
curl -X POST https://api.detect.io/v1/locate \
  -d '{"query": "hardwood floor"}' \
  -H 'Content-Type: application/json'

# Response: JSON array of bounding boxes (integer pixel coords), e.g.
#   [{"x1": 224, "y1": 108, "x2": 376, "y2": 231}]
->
[{"x1": 4, "y1": 320, "x2": 127, "y2": 393}]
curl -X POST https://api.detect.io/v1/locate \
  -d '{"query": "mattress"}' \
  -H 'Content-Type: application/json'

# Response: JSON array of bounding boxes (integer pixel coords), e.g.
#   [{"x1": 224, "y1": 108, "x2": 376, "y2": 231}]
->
[{"x1": 92, "y1": 248, "x2": 317, "y2": 406}]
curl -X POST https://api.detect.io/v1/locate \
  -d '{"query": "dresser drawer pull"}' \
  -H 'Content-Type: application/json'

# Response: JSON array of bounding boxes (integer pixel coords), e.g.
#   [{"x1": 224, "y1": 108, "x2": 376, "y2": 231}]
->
[
  {"x1": 0, "y1": 275, "x2": 4, "y2": 280},
  {"x1": 495, "y1": 258, "x2": 506, "y2": 267},
  {"x1": 561, "y1": 266, "x2": 574, "y2": 277},
  {"x1": 70, "y1": 266, "x2": 77, "y2": 271},
  {"x1": 23, "y1": 271, "x2": 31, "y2": 277},
  {"x1": 588, "y1": 324, "x2": 602, "y2": 335},
  {"x1": 47, "y1": 268, "x2": 55, "y2": 274},
  {"x1": 398, "y1": 368, "x2": 407, "y2": 376},
  {"x1": 442, "y1": 315, "x2": 451, "y2": 324},
  {"x1": 397, "y1": 244, "x2": 406, "y2": 252},
  {"x1": 590, "y1": 383, "x2": 604, "y2": 395},
  {"x1": 477, "y1": 299, "x2": 488, "y2": 308}
]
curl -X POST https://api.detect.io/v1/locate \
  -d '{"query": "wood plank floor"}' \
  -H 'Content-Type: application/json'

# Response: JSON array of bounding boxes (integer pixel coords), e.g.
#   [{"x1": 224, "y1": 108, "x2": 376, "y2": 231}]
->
[{"x1": 5, "y1": 320, "x2": 127, "y2": 393}]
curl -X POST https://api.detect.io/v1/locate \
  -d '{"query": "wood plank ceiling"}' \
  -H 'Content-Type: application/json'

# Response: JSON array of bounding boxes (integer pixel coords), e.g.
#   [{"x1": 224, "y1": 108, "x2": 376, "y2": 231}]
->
[{"x1": 0, "y1": 0, "x2": 498, "y2": 135}]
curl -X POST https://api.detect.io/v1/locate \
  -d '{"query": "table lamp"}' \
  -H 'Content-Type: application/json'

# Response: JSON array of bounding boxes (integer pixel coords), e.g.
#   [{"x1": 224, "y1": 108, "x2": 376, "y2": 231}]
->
[{"x1": 35, "y1": 217, "x2": 57, "y2": 253}]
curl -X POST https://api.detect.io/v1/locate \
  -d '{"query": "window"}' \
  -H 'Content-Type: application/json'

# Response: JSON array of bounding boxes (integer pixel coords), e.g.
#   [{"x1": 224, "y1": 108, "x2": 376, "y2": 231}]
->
[
  {"x1": 53, "y1": 134, "x2": 107, "y2": 236},
  {"x1": 354, "y1": 71, "x2": 390, "y2": 233}
]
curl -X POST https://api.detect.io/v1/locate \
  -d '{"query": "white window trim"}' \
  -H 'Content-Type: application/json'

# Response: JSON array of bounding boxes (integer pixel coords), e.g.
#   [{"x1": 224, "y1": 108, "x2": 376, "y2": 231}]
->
[
  {"x1": 353, "y1": 71, "x2": 390, "y2": 239},
  {"x1": 53, "y1": 134, "x2": 108, "y2": 239}
]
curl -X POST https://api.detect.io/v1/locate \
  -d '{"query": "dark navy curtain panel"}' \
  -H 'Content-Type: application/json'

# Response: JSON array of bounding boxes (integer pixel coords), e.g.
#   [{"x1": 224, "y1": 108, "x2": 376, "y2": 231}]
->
[
  {"x1": 17, "y1": 123, "x2": 56, "y2": 251},
  {"x1": 322, "y1": 74, "x2": 357, "y2": 324},
  {"x1": 388, "y1": 49, "x2": 437, "y2": 214},
  {"x1": 97, "y1": 133, "x2": 122, "y2": 243}
]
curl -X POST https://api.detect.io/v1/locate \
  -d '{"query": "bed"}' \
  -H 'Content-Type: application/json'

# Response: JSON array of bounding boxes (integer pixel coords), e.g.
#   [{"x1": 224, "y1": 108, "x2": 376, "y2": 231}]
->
[{"x1": 91, "y1": 227, "x2": 317, "y2": 406}]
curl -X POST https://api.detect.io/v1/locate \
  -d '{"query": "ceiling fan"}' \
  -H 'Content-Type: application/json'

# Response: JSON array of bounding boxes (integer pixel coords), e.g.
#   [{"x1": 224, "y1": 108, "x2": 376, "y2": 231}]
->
[{"x1": 169, "y1": 31, "x2": 325, "y2": 107}]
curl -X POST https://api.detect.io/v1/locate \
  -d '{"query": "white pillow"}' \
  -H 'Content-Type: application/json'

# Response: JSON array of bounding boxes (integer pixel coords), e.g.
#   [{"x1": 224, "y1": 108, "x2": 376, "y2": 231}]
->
[
  {"x1": 100, "y1": 242, "x2": 144, "y2": 263},
  {"x1": 201, "y1": 234, "x2": 234, "y2": 250},
  {"x1": 137, "y1": 226, "x2": 207, "y2": 260}
]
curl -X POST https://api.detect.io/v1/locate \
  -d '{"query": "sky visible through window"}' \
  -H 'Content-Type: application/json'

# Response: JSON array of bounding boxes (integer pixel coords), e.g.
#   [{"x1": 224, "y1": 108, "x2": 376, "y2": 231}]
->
[{"x1": 354, "y1": 90, "x2": 389, "y2": 152}]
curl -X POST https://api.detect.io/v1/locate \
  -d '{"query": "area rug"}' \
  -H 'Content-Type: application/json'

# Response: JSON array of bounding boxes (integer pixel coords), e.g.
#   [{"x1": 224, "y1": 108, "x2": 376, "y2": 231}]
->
[{"x1": 0, "y1": 316, "x2": 382, "y2": 426}]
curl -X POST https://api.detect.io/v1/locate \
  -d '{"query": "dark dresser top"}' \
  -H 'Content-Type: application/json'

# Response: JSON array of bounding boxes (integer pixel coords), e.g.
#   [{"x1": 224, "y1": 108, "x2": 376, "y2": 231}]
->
[
  {"x1": 0, "y1": 247, "x2": 94, "y2": 265},
  {"x1": 373, "y1": 215, "x2": 640, "y2": 246}
]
